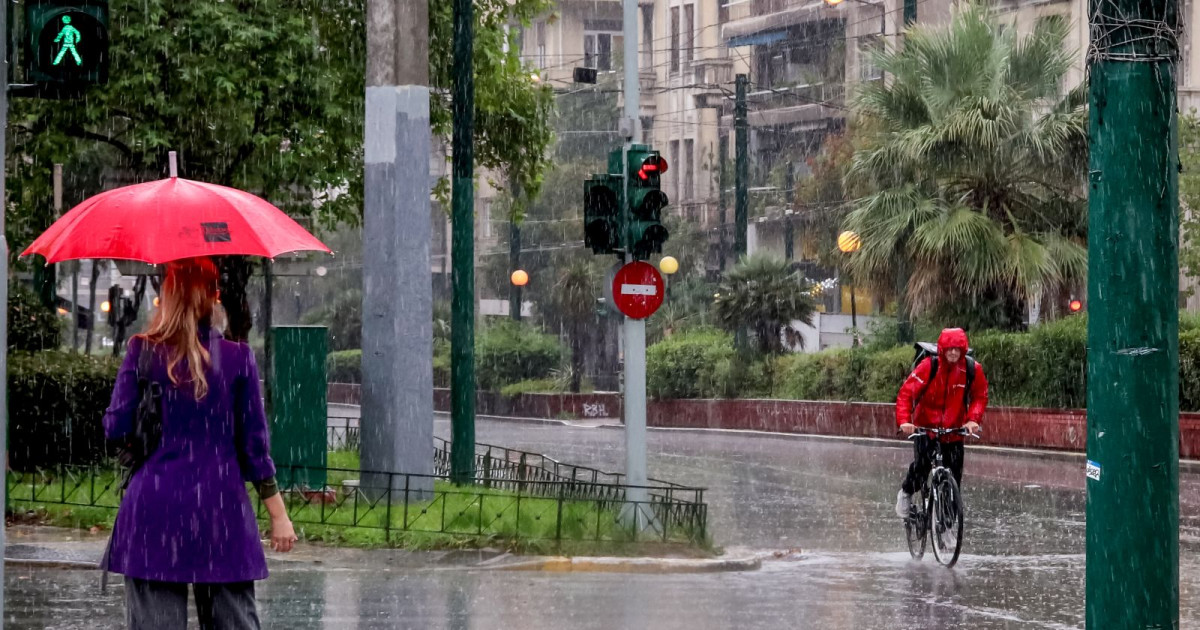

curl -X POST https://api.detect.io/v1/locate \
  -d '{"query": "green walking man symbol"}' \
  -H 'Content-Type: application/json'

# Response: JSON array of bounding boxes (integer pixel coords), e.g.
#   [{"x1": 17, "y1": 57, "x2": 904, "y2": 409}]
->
[{"x1": 53, "y1": 15, "x2": 83, "y2": 66}]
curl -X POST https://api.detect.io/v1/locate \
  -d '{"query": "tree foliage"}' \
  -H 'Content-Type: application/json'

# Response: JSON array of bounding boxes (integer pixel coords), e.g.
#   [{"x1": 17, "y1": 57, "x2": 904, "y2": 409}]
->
[
  {"x1": 714, "y1": 254, "x2": 817, "y2": 354},
  {"x1": 1180, "y1": 111, "x2": 1200, "y2": 287},
  {"x1": 844, "y1": 2, "x2": 1087, "y2": 329}
]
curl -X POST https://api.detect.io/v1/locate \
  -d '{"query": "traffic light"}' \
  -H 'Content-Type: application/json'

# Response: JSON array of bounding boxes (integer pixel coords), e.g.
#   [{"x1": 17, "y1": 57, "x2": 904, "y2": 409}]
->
[
  {"x1": 1069, "y1": 298, "x2": 1084, "y2": 313},
  {"x1": 106, "y1": 285, "x2": 119, "y2": 327},
  {"x1": 625, "y1": 146, "x2": 670, "y2": 259},
  {"x1": 584, "y1": 174, "x2": 621, "y2": 255},
  {"x1": 26, "y1": 0, "x2": 110, "y2": 90}
]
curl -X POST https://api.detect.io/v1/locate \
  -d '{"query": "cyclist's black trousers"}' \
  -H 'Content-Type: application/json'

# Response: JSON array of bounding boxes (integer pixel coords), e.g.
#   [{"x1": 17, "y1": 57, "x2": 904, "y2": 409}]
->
[{"x1": 901, "y1": 436, "x2": 964, "y2": 495}]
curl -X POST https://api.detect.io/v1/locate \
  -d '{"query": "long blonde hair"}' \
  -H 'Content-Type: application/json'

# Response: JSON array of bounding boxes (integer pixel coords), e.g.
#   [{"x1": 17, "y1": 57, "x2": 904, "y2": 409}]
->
[{"x1": 138, "y1": 257, "x2": 222, "y2": 399}]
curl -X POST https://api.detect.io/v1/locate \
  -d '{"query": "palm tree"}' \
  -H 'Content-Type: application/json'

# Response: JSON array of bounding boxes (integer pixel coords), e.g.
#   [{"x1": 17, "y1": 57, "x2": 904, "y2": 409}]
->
[
  {"x1": 714, "y1": 254, "x2": 817, "y2": 354},
  {"x1": 844, "y1": 2, "x2": 1088, "y2": 329},
  {"x1": 552, "y1": 258, "x2": 598, "y2": 393}
]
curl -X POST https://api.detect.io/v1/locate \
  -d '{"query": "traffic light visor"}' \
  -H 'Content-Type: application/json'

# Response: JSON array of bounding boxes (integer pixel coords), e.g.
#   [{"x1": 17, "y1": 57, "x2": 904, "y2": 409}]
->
[{"x1": 638, "y1": 156, "x2": 669, "y2": 181}]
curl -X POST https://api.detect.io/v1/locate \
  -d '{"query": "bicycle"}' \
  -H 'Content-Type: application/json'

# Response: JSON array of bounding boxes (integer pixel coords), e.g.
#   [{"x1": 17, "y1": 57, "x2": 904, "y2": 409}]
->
[{"x1": 903, "y1": 426, "x2": 979, "y2": 567}]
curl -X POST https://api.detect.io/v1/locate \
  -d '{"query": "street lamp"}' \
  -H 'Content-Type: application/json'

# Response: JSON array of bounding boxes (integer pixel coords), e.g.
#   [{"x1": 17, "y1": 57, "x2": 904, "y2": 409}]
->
[
  {"x1": 837, "y1": 230, "x2": 862, "y2": 346},
  {"x1": 659, "y1": 256, "x2": 679, "y2": 276}
]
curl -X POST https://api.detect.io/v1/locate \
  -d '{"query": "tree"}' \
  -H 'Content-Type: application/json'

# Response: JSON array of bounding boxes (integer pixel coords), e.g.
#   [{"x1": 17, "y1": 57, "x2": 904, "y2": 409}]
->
[
  {"x1": 714, "y1": 254, "x2": 817, "y2": 355},
  {"x1": 1180, "y1": 111, "x2": 1200, "y2": 289},
  {"x1": 551, "y1": 259, "x2": 599, "y2": 393},
  {"x1": 10, "y1": 0, "x2": 557, "y2": 339},
  {"x1": 844, "y1": 2, "x2": 1088, "y2": 330}
]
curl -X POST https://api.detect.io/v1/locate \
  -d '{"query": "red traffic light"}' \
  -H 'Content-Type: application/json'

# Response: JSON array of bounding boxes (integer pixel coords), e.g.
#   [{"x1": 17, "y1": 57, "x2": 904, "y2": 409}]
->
[
  {"x1": 1069, "y1": 299, "x2": 1083, "y2": 313},
  {"x1": 638, "y1": 155, "x2": 669, "y2": 181}
]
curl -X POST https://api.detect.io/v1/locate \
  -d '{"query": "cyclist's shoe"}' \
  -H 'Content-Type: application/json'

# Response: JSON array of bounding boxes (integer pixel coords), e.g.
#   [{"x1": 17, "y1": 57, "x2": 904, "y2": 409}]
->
[{"x1": 895, "y1": 489, "x2": 912, "y2": 518}]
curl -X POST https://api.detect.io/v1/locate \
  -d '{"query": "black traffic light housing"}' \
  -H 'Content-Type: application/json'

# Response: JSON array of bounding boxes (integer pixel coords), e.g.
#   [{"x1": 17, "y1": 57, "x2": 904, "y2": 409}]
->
[
  {"x1": 24, "y1": 0, "x2": 110, "y2": 93},
  {"x1": 584, "y1": 174, "x2": 621, "y2": 255},
  {"x1": 625, "y1": 146, "x2": 670, "y2": 259},
  {"x1": 106, "y1": 285, "x2": 119, "y2": 327}
]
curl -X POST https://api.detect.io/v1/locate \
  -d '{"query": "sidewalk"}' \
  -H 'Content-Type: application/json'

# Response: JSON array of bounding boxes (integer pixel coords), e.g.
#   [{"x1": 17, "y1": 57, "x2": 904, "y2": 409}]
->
[{"x1": 4, "y1": 525, "x2": 761, "y2": 575}]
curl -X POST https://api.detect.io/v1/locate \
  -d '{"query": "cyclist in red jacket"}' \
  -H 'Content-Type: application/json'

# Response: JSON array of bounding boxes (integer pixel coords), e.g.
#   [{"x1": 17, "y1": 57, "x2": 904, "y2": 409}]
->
[{"x1": 894, "y1": 328, "x2": 989, "y2": 518}]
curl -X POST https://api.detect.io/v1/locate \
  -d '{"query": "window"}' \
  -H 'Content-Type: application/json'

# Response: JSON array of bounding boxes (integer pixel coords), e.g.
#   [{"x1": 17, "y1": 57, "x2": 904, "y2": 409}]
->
[
  {"x1": 536, "y1": 21, "x2": 547, "y2": 69},
  {"x1": 859, "y1": 35, "x2": 883, "y2": 82},
  {"x1": 684, "y1": 139, "x2": 695, "y2": 201},
  {"x1": 669, "y1": 140, "x2": 680, "y2": 200},
  {"x1": 684, "y1": 4, "x2": 695, "y2": 72},
  {"x1": 670, "y1": 7, "x2": 680, "y2": 73},
  {"x1": 641, "y1": 6, "x2": 654, "y2": 68},
  {"x1": 481, "y1": 200, "x2": 492, "y2": 239},
  {"x1": 641, "y1": 116, "x2": 654, "y2": 145},
  {"x1": 584, "y1": 21, "x2": 623, "y2": 72}
]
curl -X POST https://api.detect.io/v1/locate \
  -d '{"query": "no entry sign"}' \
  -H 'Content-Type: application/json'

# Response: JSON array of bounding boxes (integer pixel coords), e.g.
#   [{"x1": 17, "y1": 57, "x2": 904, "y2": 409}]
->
[{"x1": 612, "y1": 261, "x2": 664, "y2": 319}]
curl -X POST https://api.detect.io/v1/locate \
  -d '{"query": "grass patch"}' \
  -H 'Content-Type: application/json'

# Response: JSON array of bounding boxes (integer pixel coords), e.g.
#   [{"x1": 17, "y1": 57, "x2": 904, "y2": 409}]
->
[{"x1": 6, "y1": 456, "x2": 711, "y2": 556}]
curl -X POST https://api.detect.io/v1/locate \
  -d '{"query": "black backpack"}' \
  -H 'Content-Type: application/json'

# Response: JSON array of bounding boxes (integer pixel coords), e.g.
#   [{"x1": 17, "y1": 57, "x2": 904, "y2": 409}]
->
[{"x1": 911, "y1": 342, "x2": 976, "y2": 409}]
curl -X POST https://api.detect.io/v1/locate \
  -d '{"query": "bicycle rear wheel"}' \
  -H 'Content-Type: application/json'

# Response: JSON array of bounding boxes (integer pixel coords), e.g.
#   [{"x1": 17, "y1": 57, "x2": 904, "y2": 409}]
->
[
  {"x1": 904, "y1": 489, "x2": 927, "y2": 560},
  {"x1": 929, "y1": 471, "x2": 965, "y2": 567}
]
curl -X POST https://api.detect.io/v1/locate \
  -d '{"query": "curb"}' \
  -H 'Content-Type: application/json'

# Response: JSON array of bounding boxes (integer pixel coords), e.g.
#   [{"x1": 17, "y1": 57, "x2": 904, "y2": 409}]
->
[
  {"x1": 457, "y1": 413, "x2": 1200, "y2": 472},
  {"x1": 485, "y1": 554, "x2": 761, "y2": 574}
]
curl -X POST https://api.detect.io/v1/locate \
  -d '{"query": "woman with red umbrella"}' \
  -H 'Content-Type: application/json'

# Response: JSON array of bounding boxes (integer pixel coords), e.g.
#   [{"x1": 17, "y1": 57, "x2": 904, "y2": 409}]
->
[{"x1": 101, "y1": 257, "x2": 295, "y2": 629}]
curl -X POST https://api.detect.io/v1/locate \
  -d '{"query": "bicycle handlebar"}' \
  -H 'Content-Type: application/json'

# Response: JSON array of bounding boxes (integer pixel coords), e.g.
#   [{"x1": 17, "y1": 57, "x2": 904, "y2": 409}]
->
[{"x1": 907, "y1": 427, "x2": 981, "y2": 440}]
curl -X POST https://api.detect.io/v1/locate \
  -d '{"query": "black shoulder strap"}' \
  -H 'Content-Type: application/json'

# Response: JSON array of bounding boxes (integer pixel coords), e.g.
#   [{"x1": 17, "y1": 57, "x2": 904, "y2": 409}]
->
[{"x1": 963, "y1": 356, "x2": 976, "y2": 408}]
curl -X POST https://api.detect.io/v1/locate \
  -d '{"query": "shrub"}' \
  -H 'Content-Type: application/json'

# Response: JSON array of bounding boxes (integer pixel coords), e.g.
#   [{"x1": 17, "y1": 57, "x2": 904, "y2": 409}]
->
[
  {"x1": 1181, "y1": 330, "x2": 1200, "y2": 411},
  {"x1": 772, "y1": 350, "x2": 856, "y2": 401},
  {"x1": 475, "y1": 321, "x2": 563, "y2": 391},
  {"x1": 1024, "y1": 316, "x2": 1088, "y2": 408},
  {"x1": 970, "y1": 331, "x2": 1038, "y2": 407},
  {"x1": 9, "y1": 351, "x2": 119, "y2": 471},
  {"x1": 860, "y1": 346, "x2": 913, "y2": 402},
  {"x1": 433, "y1": 338, "x2": 450, "y2": 388},
  {"x1": 647, "y1": 328, "x2": 737, "y2": 399},
  {"x1": 499, "y1": 379, "x2": 561, "y2": 397},
  {"x1": 327, "y1": 350, "x2": 362, "y2": 384},
  {"x1": 9, "y1": 283, "x2": 61, "y2": 352}
]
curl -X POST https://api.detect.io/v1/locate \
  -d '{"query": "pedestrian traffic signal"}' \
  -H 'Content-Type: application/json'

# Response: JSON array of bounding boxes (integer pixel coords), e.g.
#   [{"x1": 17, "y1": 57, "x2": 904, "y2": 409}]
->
[
  {"x1": 584, "y1": 174, "x2": 621, "y2": 255},
  {"x1": 626, "y1": 147, "x2": 670, "y2": 259},
  {"x1": 26, "y1": 0, "x2": 110, "y2": 89}
]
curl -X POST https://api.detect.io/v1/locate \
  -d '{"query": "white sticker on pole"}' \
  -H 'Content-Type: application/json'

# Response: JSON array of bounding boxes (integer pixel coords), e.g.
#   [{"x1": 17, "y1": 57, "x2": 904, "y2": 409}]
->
[
  {"x1": 1086, "y1": 460, "x2": 1101, "y2": 481},
  {"x1": 621, "y1": 283, "x2": 658, "y2": 296}
]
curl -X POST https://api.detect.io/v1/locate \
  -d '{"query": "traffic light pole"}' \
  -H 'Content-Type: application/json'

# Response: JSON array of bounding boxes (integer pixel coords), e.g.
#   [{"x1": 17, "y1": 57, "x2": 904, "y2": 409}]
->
[
  {"x1": 450, "y1": 0, "x2": 477, "y2": 484},
  {"x1": 1086, "y1": 1, "x2": 1180, "y2": 627},
  {"x1": 621, "y1": 0, "x2": 649, "y2": 522},
  {"x1": 1, "y1": 1, "x2": 11, "y2": 622}
]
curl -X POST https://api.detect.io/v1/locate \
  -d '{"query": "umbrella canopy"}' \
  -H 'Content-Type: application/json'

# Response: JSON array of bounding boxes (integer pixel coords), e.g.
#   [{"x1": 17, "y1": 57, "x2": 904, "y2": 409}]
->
[{"x1": 21, "y1": 176, "x2": 331, "y2": 265}]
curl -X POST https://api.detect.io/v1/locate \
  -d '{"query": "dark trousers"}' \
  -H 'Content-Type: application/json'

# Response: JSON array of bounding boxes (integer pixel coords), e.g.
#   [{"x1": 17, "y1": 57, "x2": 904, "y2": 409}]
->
[
  {"x1": 901, "y1": 436, "x2": 965, "y2": 495},
  {"x1": 125, "y1": 577, "x2": 260, "y2": 630}
]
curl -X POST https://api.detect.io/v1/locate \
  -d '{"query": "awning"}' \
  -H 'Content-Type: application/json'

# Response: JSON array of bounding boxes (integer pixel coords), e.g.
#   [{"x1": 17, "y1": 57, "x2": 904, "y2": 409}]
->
[{"x1": 727, "y1": 29, "x2": 788, "y2": 47}]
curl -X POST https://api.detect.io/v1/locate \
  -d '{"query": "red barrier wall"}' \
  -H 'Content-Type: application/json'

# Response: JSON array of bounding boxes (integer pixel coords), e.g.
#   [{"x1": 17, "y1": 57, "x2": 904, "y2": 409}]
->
[{"x1": 326, "y1": 384, "x2": 1200, "y2": 458}]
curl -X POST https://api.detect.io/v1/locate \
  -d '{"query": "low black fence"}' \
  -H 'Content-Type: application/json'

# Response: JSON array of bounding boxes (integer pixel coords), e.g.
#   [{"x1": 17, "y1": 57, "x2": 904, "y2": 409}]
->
[{"x1": 9, "y1": 465, "x2": 707, "y2": 546}]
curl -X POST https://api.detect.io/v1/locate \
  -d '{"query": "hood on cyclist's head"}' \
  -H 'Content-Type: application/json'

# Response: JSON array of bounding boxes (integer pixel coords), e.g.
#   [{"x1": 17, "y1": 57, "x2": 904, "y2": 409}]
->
[{"x1": 937, "y1": 328, "x2": 969, "y2": 362}]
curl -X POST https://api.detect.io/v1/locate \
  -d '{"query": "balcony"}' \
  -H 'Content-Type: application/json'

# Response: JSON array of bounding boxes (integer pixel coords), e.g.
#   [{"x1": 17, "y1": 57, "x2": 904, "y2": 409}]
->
[
  {"x1": 722, "y1": 0, "x2": 843, "y2": 46},
  {"x1": 691, "y1": 59, "x2": 733, "y2": 110},
  {"x1": 720, "y1": 81, "x2": 846, "y2": 129}
]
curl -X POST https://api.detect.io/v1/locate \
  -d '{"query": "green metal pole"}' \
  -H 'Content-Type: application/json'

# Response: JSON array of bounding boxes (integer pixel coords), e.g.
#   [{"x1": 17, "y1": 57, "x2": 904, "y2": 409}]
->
[
  {"x1": 734, "y1": 74, "x2": 749, "y2": 260},
  {"x1": 450, "y1": 0, "x2": 477, "y2": 485},
  {"x1": 718, "y1": 136, "x2": 728, "y2": 272},
  {"x1": 784, "y1": 161, "x2": 794, "y2": 261},
  {"x1": 510, "y1": 177, "x2": 522, "y2": 322},
  {"x1": 1086, "y1": 1, "x2": 1179, "y2": 628}
]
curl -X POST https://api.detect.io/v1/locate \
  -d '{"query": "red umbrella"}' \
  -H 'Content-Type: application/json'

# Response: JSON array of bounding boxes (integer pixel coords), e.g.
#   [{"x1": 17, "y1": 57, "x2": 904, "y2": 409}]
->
[{"x1": 22, "y1": 158, "x2": 330, "y2": 265}]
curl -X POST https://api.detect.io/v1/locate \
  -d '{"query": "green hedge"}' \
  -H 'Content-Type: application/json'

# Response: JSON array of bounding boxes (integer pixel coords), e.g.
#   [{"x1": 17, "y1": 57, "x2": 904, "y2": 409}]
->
[
  {"x1": 475, "y1": 321, "x2": 562, "y2": 391},
  {"x1": 9, "y1": 352, "x2": 119, "y2": 471},
  {"x1": 327, "y1": 349, "x2": 362, "y2": 384},
  {"x1": 647, "y1": 329, "x2": 737, "y2": 399},
  {"x1": 641, "y1": 315, "x2": 1191, "y2": 409}
]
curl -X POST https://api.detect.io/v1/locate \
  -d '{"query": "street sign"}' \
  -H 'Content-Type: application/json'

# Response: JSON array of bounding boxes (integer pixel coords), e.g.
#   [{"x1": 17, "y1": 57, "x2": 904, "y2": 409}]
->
[{"x1": 612, "y1": 261, "x2": 664, "y2": 319}]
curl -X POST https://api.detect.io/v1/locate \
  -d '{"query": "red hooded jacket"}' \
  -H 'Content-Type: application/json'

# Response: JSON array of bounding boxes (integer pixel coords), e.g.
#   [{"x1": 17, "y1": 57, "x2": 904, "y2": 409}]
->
[{"x1": 895, "y1": 328, "x2": 989, "y2": 442}]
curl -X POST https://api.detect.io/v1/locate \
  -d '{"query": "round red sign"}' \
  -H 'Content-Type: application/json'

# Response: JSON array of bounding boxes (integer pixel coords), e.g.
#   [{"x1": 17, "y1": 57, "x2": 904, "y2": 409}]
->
[{"x1": 612, "y1": 261, "x2": 665, "y2": 319}]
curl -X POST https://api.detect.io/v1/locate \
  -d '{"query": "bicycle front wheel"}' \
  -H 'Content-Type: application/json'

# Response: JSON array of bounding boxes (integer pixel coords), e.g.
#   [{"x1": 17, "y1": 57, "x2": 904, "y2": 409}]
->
[
  {"x1": 929, "y1": 471, "x2": 965, "y2": 567},
  {"x1": 904, "y1": 489, "x2": 927, "y2": 561}
]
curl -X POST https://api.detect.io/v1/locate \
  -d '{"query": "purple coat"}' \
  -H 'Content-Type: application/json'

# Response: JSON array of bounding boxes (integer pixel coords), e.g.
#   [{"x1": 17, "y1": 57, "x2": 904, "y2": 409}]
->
[{"x1": 102, "y1": 327, "x2": 276, "y2": 583}]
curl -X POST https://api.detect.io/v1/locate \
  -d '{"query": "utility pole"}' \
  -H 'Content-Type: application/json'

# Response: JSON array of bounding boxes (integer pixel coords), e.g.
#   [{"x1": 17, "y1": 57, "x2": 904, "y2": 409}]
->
[
  {"x1": 54, "y1": 164, "x2": 78, "y2": 352},
  {"x1": 362, "y1": 0, "x2": 435, "y2": 494},
  {"x1": 1086, "y1": 1, "x2": 1180, "y2": 628},
  {"x1": 0, "y1": 0, "x2": 10, "y2": 620},
  {"x1": 717, "y1": 137, "x2": 727, "y2": 272},
  {"x1": 450, "y1": 0, "x2": 477, "y2": 484},
  {"x1": 734, "y1": 74, "x2": 748, "y2": 260},
  {"x1": 784, "y1": 161, "x2": 794, "y2": 261},
  {"x1": 621, "y1": 0, "x2": 649, "y2": 519},
  {"x1": 509, "y1": 179, "x2": 522, "y2": 322}
]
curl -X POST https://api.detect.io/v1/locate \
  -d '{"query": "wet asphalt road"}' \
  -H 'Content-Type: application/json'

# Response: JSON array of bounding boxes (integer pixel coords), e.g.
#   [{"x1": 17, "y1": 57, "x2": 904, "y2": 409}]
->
[{"x1": 7, "y1": 417, "x2": 1200, "y2": 629}]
